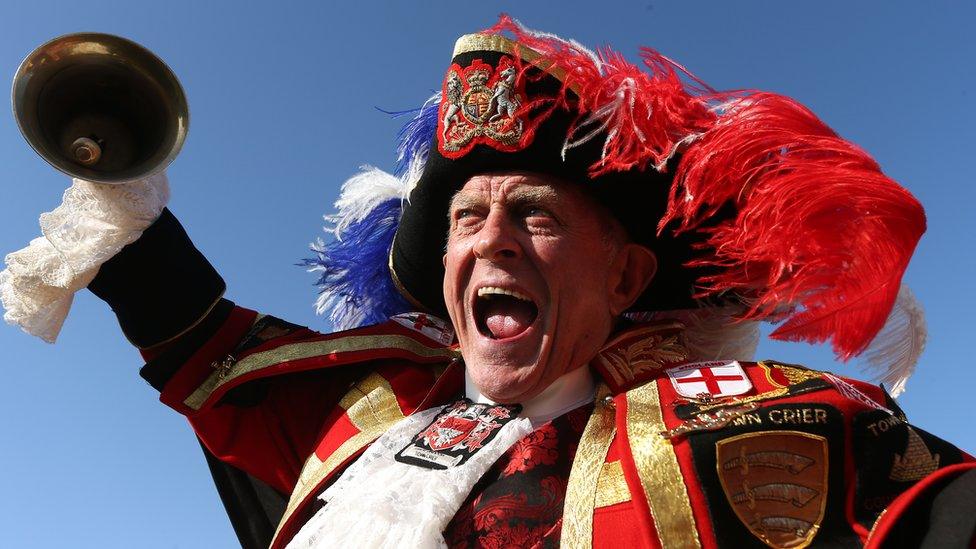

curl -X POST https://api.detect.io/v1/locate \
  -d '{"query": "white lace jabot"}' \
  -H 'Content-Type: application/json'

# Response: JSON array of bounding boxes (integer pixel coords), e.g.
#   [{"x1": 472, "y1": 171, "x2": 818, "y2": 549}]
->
[
  {"x1": 287, "y1": 365, "x2": 597, "y2": 548},
  {"x1": 0, "y1": 174, "x2": 170, "y2": 343}
]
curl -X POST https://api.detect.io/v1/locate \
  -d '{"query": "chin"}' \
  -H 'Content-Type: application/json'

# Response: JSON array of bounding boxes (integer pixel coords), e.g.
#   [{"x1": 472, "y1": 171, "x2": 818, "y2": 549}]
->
[{"x1": 467, "y1": 361, "x2": 547, "y2": 403}]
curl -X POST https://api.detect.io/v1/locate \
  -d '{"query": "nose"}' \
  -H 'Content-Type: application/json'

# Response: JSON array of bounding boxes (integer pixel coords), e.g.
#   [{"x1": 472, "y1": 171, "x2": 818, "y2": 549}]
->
[{"x1": 473, "y1": 209, "x2": 521, "y2": 261}]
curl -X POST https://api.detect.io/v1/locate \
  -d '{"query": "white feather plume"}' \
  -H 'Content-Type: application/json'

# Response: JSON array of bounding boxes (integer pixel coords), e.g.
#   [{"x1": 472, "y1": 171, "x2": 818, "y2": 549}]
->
[
  {"x1": 401, "y1": 152, "x2": 426, "y2": 198},
  {"x1": 506, "y1": 16, "x2": 603, "y2": 71},
  {"x1": 855, "y1": 284, "x2": 927, "y2": 397},
  {"x1": 629, "y1": 306, "x2": 761, "y2": 362},
  {"x1": 327, "y1": 166, "x2": 408, "y2": 238},
  {"x1": 562, "y1": 77, "x2": 641, "y2": 161}
]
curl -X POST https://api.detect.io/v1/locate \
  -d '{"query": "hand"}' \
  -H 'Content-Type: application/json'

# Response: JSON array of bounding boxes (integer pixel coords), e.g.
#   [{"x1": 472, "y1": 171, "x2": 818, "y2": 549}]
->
[{"x1": 0, "y1": 172, "x2": 170, "y2": 343}]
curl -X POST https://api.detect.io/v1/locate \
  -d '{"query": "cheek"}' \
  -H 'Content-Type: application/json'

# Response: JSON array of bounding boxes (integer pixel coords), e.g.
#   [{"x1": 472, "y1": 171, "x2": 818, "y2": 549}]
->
[
  {"x1": 442, "y1": 244, "x2": 470, "y2": 309},
  {"x1": 543, "y1": 242, "x2": 613, "y2": 309},
  {"x1": 442, "y1": 238, "x2": 462, "y2": 279},
  {"x1": 538, "y1": 238, "x2": 606, "y2": 282}
]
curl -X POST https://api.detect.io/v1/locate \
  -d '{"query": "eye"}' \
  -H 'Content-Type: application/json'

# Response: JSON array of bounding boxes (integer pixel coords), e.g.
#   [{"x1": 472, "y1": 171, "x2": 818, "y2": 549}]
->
[
  {"x1": 522, "y1": 204, "x2": 556, "y2": 221},
  {"x1": 450, "y1": 207, "x2": 484, "y2": 231},
  {"x1": 453, "y1": 208, "x2": 479, "y2": 221}
]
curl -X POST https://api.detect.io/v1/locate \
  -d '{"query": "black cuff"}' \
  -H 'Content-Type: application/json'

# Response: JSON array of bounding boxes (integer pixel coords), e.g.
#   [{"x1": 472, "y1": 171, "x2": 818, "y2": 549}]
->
[
  {"x1": 139, "y1": 298, "x2": 235, "y2": 392},
  {"x1": 87, "y1": 208, "x2": 226, "y2": 348}
]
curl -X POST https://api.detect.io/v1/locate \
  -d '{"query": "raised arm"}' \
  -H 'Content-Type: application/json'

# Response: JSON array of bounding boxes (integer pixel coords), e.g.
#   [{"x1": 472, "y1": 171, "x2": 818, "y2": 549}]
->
[{"x1": 0, "y1": 178, "x2": 378, "y2": 547}]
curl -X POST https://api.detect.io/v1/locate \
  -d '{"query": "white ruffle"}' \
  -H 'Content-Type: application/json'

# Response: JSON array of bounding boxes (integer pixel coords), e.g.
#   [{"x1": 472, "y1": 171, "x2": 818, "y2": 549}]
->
[
  {"x1": 286, "y1": 406, "x2": 534, "y2": 549},
  {"x1": 0, "y1": 173, "x2": 170, "y2": 343}
]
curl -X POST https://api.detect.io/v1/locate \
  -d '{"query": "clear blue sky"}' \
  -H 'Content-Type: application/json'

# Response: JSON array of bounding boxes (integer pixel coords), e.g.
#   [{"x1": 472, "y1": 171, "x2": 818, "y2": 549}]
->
[{"x1": 0, "y1": 1, "x2": 973, "y2": 547}]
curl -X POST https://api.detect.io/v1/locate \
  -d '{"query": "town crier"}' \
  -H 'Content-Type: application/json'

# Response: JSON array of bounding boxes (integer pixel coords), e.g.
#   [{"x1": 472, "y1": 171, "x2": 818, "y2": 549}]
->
[{"x1": 3, "y1": 16, "x2": 975, "y2": 549}]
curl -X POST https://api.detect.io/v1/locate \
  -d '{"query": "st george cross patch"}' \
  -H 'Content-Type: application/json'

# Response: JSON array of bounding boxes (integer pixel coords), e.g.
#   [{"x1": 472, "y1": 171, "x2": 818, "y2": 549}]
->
[
  {"x1": 396, "y1": 399, "x2": 521, "y2": 470},
  {"x1": 391, "y1": 312, "x2": 455, "y2": 345},
  {"x1": 668, "y1": 361, "x2": 753, "y2": 400}
]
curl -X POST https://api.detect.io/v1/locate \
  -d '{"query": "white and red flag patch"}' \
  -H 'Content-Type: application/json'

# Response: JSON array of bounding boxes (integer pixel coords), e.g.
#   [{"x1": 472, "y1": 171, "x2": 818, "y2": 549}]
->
[
  {"x1": 391, "y1": 312, "x2": 455, "y2": 346},
  {"x1": 667, "y1": 361, "x2": 753, "y2": 399}
]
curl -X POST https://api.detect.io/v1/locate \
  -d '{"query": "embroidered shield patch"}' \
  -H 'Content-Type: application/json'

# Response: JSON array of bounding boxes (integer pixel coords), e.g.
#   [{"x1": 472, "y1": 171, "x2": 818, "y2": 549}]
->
[
  {"x1": 396, "y1": 399, "x2": 521, "y2": 470},
  {"x1": 716, "y1": 431, "x2": 828, "y2": 549}
]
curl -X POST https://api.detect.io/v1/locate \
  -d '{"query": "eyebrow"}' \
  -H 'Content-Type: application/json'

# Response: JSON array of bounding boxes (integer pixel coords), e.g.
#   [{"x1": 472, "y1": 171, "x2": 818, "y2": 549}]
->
[
  {"x1": 448, "y1": 185, "x2": 562, "y2": 215},
  {"x1": 447, "y1": 192, "x2": 481, "y2": 215}
]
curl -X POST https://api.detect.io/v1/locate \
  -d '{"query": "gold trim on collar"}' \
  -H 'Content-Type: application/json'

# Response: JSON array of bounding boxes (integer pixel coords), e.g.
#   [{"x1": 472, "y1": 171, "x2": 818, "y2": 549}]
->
[
  {"x1": 561, "y1": 384, "x2": 616, "y2": 548},
  {"x1": 626, "y1": 381, "x2": 702, "y2": 549},
  {"x1": 593, "y1": 322, "x2": 688, "y2": 390},
  {"x1": 183, "y1": 334, "x2": 456, "y2": 410},
  {"x1": 272, "y1": 372, "x2": 407, "y2": 546}
]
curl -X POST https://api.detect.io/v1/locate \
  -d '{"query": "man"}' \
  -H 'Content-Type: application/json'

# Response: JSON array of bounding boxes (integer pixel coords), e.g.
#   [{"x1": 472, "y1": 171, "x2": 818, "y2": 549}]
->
[{"x1": 3, "y1": 16, "x2": 975, "y2": 549}]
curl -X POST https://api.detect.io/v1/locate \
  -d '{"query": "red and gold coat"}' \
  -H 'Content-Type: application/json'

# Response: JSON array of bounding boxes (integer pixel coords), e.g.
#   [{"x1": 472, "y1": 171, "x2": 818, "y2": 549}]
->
[{"x1": 139, "y1": 302, "x2": 974, "y2": 549}]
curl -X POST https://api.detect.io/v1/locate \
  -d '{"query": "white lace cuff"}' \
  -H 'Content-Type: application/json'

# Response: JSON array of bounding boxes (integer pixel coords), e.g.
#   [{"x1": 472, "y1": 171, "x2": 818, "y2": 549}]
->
[{"x1": 0, "y1": 173, "x2": 170, "y2": 343}]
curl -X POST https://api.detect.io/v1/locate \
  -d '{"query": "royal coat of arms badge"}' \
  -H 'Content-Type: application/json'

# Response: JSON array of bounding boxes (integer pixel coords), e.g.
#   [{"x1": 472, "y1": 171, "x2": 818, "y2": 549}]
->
[{"x1": 438, "y1": 56, "x2": 532, "y2": 157}]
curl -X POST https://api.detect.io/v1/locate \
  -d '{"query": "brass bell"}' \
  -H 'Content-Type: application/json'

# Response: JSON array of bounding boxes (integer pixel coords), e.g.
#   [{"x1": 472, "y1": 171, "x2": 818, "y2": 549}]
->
[{"x1": 11, "y1": 33, "x2": 189, "y2": 184}]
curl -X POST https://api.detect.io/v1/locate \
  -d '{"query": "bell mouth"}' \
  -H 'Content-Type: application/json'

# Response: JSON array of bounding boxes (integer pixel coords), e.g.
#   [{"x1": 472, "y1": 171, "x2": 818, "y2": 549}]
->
[{"x1": 12, "y1": 32, "x2": 188, "y2": 184}]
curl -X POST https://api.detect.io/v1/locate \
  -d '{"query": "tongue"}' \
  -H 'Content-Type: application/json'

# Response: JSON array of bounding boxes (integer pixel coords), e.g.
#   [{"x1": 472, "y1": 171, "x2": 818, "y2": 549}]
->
[{"x1": 484, "y1": 298, "x2": 535, "y2": 339}]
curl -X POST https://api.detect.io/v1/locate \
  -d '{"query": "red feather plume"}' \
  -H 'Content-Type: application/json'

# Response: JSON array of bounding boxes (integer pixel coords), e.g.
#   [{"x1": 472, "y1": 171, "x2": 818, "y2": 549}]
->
[
  {"x1": 664, "y1": 93, "x2": 926, "y2": 359},
  {"x1": 484, "y1": 16, "x2": 926, "y2": 361}
]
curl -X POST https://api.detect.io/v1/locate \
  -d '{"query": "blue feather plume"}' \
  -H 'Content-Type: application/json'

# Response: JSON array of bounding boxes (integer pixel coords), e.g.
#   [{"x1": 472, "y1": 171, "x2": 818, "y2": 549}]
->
[
  {"x1": 303, "y1": 198, "x2": 412, "y2": 330},
  {"x1": 385, "y1": 92, "x2": 440, "y2": 176},
  {"x1": 304, "y1": 95, "x2": 440, "y2": 330}
]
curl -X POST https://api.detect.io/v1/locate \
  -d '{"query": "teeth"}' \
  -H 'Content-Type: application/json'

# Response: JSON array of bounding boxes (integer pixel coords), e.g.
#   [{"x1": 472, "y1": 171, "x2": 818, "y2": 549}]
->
[{"x1": 477, "y1": 286, "x2": 532, "y2": 303}]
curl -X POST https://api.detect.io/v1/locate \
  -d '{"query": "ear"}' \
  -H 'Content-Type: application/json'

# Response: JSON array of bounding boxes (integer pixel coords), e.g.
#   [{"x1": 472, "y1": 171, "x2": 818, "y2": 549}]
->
[
  {"x1": 442, "y1": 253, "x2": 448, "y2": 268},
  {"x1": 607, "y1": 244, "x2": 657, "y2": 316}
]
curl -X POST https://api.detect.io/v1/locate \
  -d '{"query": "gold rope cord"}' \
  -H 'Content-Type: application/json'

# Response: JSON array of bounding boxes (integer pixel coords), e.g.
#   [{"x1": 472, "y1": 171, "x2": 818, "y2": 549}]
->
[
  {"x1": 626, "y1": 381, "x2": 702, "y2": 549},
  {"x1": 561, "y1": 384, "x2": 616, "y2": 548}
]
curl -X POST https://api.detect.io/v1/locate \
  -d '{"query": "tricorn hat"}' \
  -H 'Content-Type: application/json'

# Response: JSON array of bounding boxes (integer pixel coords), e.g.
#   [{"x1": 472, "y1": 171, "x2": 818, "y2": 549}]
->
[{"x1": 306, "y1": 16, "x2": 926, "y2": 394}]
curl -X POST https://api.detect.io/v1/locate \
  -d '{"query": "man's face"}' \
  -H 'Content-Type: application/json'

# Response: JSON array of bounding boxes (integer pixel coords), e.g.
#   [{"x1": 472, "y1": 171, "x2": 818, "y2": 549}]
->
[{"x1": 444, "y1": 173, "x2": 643, "y2": 403}]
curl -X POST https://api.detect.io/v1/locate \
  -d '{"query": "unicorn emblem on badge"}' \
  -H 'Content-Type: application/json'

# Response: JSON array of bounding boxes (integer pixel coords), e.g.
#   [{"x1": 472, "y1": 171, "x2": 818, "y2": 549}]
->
[{"x1": 488, "y1": 65, "x2": 521, "y2": 130}]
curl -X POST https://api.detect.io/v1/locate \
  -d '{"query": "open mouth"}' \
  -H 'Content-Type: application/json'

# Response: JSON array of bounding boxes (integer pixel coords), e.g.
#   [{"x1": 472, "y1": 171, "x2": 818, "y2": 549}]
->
[{"x1": 474, "y1": 286, "x2": 539, "y2": 340}]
